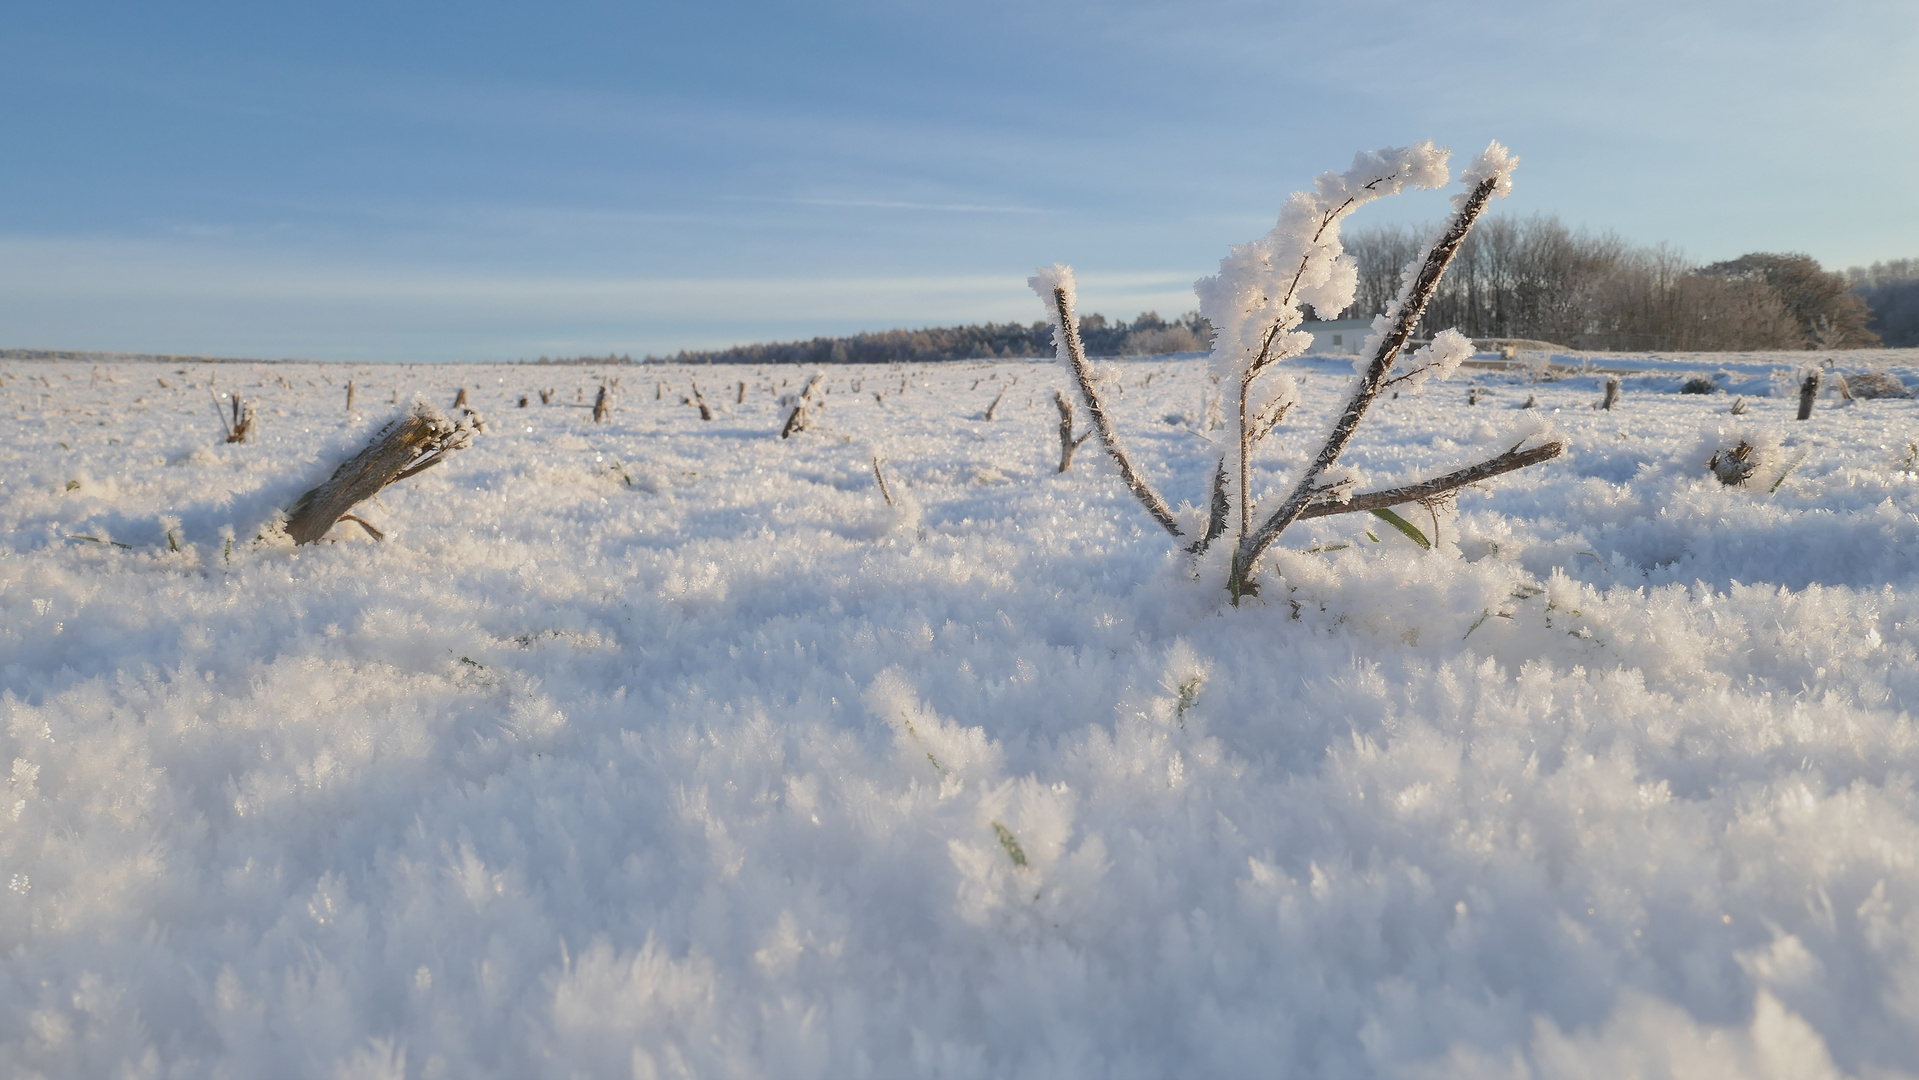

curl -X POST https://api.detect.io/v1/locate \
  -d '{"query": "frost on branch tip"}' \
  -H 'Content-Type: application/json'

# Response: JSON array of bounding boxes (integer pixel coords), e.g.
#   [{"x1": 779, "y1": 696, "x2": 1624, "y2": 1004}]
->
[
  {"x1": 1381, "y1": 328, "x2": 1475, "y2": 387},
  {"x1": 1195, "y1": 141, "x2": 1452, "y2": 384},
  {"x1": 1356, "y1": 146, "x2": 1519, "y2": 367},
  {"x1": 1028, "y1": 263, "x2": 1077, "y2": 338},
  {"x1": 1453, "y1": 141, "x2": 1519, "y2": 210}
]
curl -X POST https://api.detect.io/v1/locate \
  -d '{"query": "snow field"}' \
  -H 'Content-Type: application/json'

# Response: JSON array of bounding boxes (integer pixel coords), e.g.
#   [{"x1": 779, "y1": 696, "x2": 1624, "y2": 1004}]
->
[{"x1": 3, "y1": 353, "x2": 1919, "y2": 1078}]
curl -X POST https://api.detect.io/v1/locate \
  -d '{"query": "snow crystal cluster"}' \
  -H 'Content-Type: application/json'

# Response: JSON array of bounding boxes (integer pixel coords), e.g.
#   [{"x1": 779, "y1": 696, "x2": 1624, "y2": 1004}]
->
[{"x1": 1195, "y1": 143, "x2": 1452, "y2": 385}]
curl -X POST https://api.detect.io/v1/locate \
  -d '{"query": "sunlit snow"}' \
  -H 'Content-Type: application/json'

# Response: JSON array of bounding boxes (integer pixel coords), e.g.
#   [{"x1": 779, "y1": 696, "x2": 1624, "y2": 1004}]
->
[{"x1": 3, "y1": 351, "x2": 1917, "y2": 1078}]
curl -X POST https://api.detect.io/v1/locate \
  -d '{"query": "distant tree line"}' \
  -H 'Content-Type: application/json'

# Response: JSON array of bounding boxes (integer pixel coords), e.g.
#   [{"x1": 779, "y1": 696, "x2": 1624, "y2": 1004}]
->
[
  {"x1": 522, "y1": 353, "x2": 635, "y2": 365},
  {"x1": 549, "y1": 222, "x2": 1918, "y2": 365},
  {"x1": 1333, "y1": 215, "x2": 1903, "y2": 350},
  {"x1": 1847, "y1": 259, "x2": 1919, "y2": 348},
  {"x1": 644, "y1": 310, "x2": 1212, "y2": 365}
]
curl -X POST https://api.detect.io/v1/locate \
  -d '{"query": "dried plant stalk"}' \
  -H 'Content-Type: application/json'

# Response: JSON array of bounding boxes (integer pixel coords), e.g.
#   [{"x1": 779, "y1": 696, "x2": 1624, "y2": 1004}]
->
[
  {"x1": 1034, "y1": 144, "x2": 1559, "y2": 600},
  {"x1": 1047, "y1": 284, "x2": 1183, "y2": 535},
  {"x1": 1230, "y1": 171, "x2": 1505, "y2": 593},
  {"x1": 780, "y1": 373, "x2": 825, "y2": 438},
  {"x1": 284, "y1": 402, "x2": 474, "y2": 545},
  {"x1": 1052, "y1": 390, "x2": 1093, "y2": 473},
  {"x1": 872, "y1": 454, "x2": 896, "y2": 507},
  {"x1": 210, "y1": 390, "x2": 254, "y2": 443}
]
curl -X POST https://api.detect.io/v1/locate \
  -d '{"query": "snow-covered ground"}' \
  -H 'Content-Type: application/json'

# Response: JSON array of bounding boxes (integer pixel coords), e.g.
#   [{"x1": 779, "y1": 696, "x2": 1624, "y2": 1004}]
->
[{"x1": 4, "y1": 350, "x2": 1919, "y2": 1078}]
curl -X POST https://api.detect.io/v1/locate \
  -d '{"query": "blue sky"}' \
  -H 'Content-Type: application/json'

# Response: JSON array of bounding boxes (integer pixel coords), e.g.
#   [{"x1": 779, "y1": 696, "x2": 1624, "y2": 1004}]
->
[{"x1": 3, "y1": 0, "x2": 1914, "y2": 361}]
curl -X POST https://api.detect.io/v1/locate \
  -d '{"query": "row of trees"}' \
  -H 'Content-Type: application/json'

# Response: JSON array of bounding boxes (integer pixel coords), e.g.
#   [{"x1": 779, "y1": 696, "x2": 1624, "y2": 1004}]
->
[
  {"x1": 647, "y1": 310, "x2": 1211, "y2": 366},
  {"x1": 1335, "y1": 215, "x2": 1899, "y2": 350},
  {"x1": 1847, "y1": 259, "x2": 1919, "y2": 348},
  {"x1": 625, "y1": 223, "x2": 1915, "y2": 365}
]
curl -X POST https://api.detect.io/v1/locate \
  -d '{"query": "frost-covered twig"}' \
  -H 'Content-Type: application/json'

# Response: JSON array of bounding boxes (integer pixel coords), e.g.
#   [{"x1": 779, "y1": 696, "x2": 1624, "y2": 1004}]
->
[
  {"x1": 1052, "y1": 390, "x2": 1093, "y2": 473},
  {"x1": 1032, "y1": 267, "x2": 1182, "y2": 536},
  {"x1": 1031, "y1": 141, "x2": 1554, "y2": 600},
  {"x1": 1293, "y1": 439, "x2": 1563, "y2": 520},
  {"x1": 284, "y1": 402, "x2": 475, "y2": 545},
  {"x1": 1230, "y1": 161, "x2": 1509, "y2": 593}
]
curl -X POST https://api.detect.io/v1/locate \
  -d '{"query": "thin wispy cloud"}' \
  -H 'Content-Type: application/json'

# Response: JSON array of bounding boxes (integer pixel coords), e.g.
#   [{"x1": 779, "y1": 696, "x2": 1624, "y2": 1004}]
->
[{"x1": 725, "y1": 195, "x2": 1043, "y2": 215}]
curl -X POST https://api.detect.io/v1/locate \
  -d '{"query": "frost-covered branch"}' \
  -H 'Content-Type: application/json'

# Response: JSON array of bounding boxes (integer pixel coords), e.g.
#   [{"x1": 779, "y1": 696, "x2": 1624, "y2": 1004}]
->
[
  {"x1": 1293, "y1": 439, "x2": 1564, "y2": 521},
  {"x1": 1028, "y1": 141, "x2": 1554, "y2": 600},
  {"x1": 1031, "y1": 267, "x2": 1182, "y2": 536},
  {"x1": 1232, "y1": 151, "x2": 1514, "y2": 593}
]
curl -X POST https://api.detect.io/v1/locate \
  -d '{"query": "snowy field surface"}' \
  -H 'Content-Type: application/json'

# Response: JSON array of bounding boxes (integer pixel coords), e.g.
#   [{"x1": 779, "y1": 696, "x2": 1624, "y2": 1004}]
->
[{"x1": 4, "y1": 350, "x2": 1919, "y2": 1079}]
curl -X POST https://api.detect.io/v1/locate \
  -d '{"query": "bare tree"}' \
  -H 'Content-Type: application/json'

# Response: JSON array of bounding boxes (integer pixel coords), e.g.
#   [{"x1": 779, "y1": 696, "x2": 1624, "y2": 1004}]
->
[{"x1": 1701, "y1": 252, "x2": 1879, "y2": 347}]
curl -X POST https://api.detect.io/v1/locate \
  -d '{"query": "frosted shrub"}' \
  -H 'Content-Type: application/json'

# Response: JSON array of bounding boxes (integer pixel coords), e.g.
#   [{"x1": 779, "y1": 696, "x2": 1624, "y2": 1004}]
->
[{"x1": 1033, "y1": 142, "x2": 1564, "y2": 597}]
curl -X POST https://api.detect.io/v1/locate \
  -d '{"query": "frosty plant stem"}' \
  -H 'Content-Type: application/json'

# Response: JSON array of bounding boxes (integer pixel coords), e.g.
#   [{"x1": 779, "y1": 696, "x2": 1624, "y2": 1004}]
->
[
  {"x1": 1230, "y1": 168, "x2": 1504, "y2": 592},
  {"x1": 284, "y1": 401, "x2": 476, "y2": 544},
  {"x1": 1034, "y1": 142, "x2": 1565, "y2": 598},
  {"x1": 1046, "y1": 282, "x2": 1182, "y2": 535},
  {"x1": 1052, "y1": 390, "x2": 1093, "y2": 473}
]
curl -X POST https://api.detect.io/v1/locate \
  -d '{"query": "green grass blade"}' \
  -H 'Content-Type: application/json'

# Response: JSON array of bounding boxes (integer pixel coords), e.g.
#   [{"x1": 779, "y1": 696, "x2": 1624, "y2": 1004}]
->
[
  {"x1": 992, "y1": 822, "x2": 1029, "y2": 868},
  {"x1": 1368, "y1": 507, "x2": 1430, "y2": 549}
]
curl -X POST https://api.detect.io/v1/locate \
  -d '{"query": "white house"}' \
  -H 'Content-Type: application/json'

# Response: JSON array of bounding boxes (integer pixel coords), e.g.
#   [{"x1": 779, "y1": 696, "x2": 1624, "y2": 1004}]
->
[{"x1": 1298, "y1": 317, "x2": 1373, "y2": 355}]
